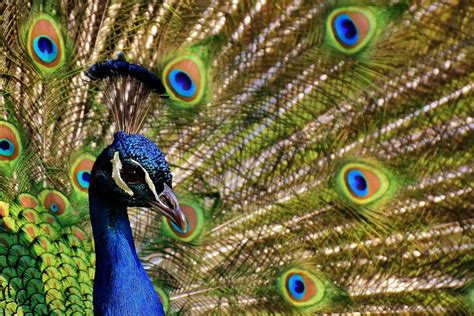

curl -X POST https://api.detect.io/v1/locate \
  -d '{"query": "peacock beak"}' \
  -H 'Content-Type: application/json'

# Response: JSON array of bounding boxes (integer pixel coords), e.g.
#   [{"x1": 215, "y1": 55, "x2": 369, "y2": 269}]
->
[{"x1": 149, "y1": 183, "x2": 187, "y2": 231}]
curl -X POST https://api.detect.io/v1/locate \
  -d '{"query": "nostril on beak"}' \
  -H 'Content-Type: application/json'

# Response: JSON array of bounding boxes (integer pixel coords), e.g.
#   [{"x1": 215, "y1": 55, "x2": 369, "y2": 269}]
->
[{"x1": 159, "y1": 195, "x2": 174, "y2": 210}]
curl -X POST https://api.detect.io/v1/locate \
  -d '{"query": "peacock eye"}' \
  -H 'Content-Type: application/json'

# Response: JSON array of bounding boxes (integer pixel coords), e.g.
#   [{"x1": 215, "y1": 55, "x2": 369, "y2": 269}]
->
[
  {"x1": 277, "y1": 267, "x2": 326, "y2": 311},
  {"x1": 0, "y1": 122, "x2": 21, "y2": 162},
  {"x1": 0, "y1": 139, "x2": 15, "y2": 157},
  {"x1": 168, "y1": 69, "x2": 196, "y2": 98},
  {"x1": 162, "y1": 53, "x2": 207, "y2": 107},
  {"x1": 326, "y1": 7, "x2": 377, "y2": 54},
  {"x1": 33, "y1": 35, "x2": 58, "y2": 63},
  {"x1": 335, "y1": 161, "x2": 394, "y2": 207},
  {"x1": 26, "y1": 14, "x2": 66, "y2": 73},
  {"x1": 70, "y1": 154, "x2": 95, "y2": 194},
  {"x1": 121, "y1": 166, "x2": 145, "y2": 184},
  {"x1": 287, "y1": 274, "x2": 307, "y2": 300},
  {"x1": 40, "y1": 190, "x2": 68, "y2": 216},
  {"x1": 346, "y1": 169, "x2": 369, "y2": 198}
]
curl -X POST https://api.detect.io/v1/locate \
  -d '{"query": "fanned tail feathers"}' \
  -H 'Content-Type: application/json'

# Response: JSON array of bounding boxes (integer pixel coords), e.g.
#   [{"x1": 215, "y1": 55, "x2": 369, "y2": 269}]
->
[{"x1": 1, "y1": 0, "x2": 473, "y2": 314}]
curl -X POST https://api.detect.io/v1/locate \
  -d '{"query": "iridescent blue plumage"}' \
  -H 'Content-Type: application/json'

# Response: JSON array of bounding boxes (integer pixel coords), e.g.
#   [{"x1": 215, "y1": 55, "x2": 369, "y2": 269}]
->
[
  {"x1": 288, "y1": 274, "x2": 306, "y2": 300},
  {"x1": 89, "y1": 132, "x2": 183, "y2": 315},
  {"x1": 33, "y1": 36, "x2": 57, "y2": 63},
  {"x1": 0, "y1": 139, "x2": 14, "y2": 157},
  {"x1": 346, "y1": 169, "x2": 369, "y2": 198},
  {"x1": 111, "y1": 132, "x2": 172, "y2": 187},
  {"x1": 167, "y1": 69, "x2": 196, "y2": 98},
  {"x1": 333, "y1": 14, "x2": 359, "y2": 46},
  {"x1": 77, "y1": 170, "x2": 91, "y2": 189}
]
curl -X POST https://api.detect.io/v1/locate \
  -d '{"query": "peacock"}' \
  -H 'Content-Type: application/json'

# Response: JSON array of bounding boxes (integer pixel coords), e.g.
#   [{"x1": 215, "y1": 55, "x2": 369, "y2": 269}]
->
[{"x1": 1, "y1": 0, "x2": 473, "y2": 314}]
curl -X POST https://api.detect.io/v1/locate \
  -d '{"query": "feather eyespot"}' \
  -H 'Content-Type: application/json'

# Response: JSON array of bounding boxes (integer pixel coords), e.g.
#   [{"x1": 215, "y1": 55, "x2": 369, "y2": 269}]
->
[
  {"x1": 39, "y1": 189, "x2": 77, "y2": 224},
  {"x1": 327, "y1": 7, "x2": 377, "y2": 54},
  {"x1": 49, "y1": 203, "x2": 59, "y2": 213},
  {"x1": 40, "y1": 190, "x2": 67, "y2": 216},
  {"x1": 345, "y1": 169, "x2": 370, "y2": 198},
  {"x1": 336, "y1": 161, "x2": 392, "y2": 206},
  {"x1": 33, "y1": 35, "x2": 58, "y2": 63},
  {"x1": 168, "y1": 69, "x2": 196, "y2": 98},
  {"x1": 26, "y1": 15, "x2": 65, "y2": 72},
  {"x1": 163, "y1": 54, "x2": 206, "y2": 107},
  {"x1": 344, "y1": 166, "x2": 385, "y2": 202},
  {"x1": 162, "y1": 201, "x2": 205, "y2": 243},
  {"x1": 287, "y1": 274, "x2": 307, "y2": 300},
  {"x1": 70, "y1": 154, "x2": 95, "y2": 193},
  {"x1": 0, "y1": 139, "x2": 14, "y2": 157},
  {"x1": 0, "y1": 121, "x2": 22, "y2": 163},
  {"x1": 286, "y1": 272, "x2": 323, "y2": 304},
  {"x1": 77, "y1": 171, "x2": 91, "y2": 189},
  {"x1": 277, "y1": 268, "x2": 325, "y2": 310}
]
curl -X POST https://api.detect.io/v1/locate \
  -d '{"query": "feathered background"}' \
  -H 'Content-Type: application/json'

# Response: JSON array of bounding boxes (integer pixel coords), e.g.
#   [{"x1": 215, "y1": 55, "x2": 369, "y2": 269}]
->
[{"x1": 0, "y1": 0, "x2": 473, "y2": 314}]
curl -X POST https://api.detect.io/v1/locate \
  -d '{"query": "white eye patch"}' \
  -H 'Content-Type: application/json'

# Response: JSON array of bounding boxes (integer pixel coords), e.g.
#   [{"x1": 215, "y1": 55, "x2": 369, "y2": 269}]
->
[
  {"x1": 111, "y1": 151, "x2": 161, "y2": 199},
  {"x1": 111, "y1": 151, "x2": 134, "y2": 196}
]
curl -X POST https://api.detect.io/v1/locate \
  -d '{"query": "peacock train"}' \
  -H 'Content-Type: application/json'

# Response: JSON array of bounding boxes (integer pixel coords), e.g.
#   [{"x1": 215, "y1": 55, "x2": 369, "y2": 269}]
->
[{"x1": 0, "y1": 0, "x2": 473, "y2": 315}]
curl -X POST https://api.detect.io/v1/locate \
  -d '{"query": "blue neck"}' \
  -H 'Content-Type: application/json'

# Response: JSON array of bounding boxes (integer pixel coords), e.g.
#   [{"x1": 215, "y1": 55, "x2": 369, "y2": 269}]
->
[{"x1": 89, "y1": 182, "x2": 164, "y2": 316}]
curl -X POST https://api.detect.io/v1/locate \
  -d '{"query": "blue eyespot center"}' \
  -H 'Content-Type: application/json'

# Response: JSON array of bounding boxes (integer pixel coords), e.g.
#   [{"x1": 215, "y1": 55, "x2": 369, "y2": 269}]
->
[
  {"x1": 50, "y1": 203, "x2": 59, "y2": 213},
  {"x1": 169, "y1": 69, "x2": 196, "y2": 98},
  {"x1": 82, "y1": 172, "x2": 90, "y2": 183},
  {"x1": 176, "y1": 72, "x2": 192, "y2": 90},
  {"x1": 288, "y1": 274, "x2": 306, "y2": 300},
  {"x1": 77, "y1": 171, "x2": 91, "y2": 189},
  {"x1": 347, "y1": 169, "x2": 368, "y2": 197},
  {"x1": 294, "y1": 280, "x2": 305, "y2": 294},
  {"x1": 0, "y1": 139, "x2": 14, "y2": 156},
  {"x1": 38, "y1": 37, "x2": 54, "y2": 54},
  {"x1": 334, "y1": 14, "x2": 359, "y2": 46},
  {"x1": 33, "y1": 36, "x2": 58, "y2": 63},
  {"x1": 0, "y1": 140, "x2": 10, "y2": 150},
  {"x1": 342, "y1": 19, "x2": 357, "y2": 39}
]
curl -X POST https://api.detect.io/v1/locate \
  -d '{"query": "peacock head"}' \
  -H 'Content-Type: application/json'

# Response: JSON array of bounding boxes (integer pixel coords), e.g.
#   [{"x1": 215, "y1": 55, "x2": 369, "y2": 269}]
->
[{"x1": 91, "y1": 131, "x2": 186, "y2": 230}]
